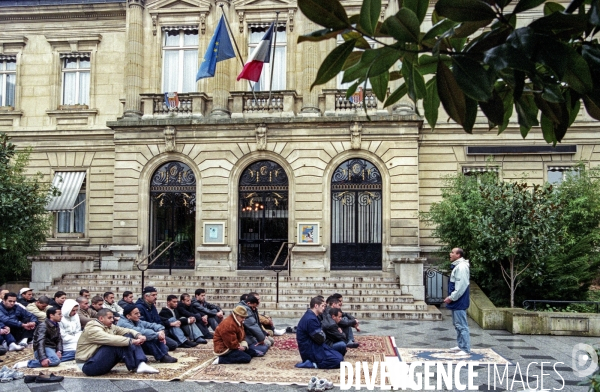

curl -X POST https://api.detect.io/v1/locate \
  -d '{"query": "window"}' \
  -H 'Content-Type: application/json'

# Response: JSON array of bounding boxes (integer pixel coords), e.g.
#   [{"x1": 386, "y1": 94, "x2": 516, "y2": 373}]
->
[
  {"x1": 57, "y1": 187, "x2": 85, "y2": 233},
  {"x1": 162, "y1": 28, "x2": 198, "y2": 93},
  {"x1": 248, "y1": 24, "x2": 286, "y2": 91},
  {"x1": 0, "y1": 57, "x2": 16, "y2": 107},
  {"x1": 61, "y1": 54, "x2": 90, "y2": 106},
  {"x1": 45, "y1": 171, "x2": 86, "y2": 236},
  {"x1": 462, "y1": 166, "x2": 499, "y2": 183},
  {"x1": 548, "y1": 166, "x2": 577, "y2": 185}
]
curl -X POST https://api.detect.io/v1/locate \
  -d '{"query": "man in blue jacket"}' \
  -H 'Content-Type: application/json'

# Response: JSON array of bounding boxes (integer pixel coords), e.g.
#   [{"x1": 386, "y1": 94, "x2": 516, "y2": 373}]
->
[
  {"x1": 0, "y1": 292, "x2": 37, "y2": 345},
  {"x1": 295, "y1": 296, "x2": 343, "y2": 369},
  {"x1": 135, "y1": 286, "x2": 178, "y2": 351},
  {"x1": 444, "y1": 248, "x2": 471, "y2": 357}
]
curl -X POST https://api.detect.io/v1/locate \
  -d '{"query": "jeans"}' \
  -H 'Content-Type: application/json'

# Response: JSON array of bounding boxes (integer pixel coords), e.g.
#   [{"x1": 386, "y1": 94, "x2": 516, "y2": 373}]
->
[
  {"x1": 0, "y1": 333, "x2": 16, "y2": 346},
  {"x1": 252, "y1": 343, "x2": 269, "y2": 354},
  {"x1": 216, "y1": 347, "x2": 261, "y2": 364},
  {"x1": 331, "y1": 341, "x2": 347, "y2": 356},
  {"x1": 27, "y1": 348, "x2": 76, "y2": 368},
  {"x1": 82, "y1": 344, "x2": 147, "y2": 376},
  {"x1": 140, "y1": 339, "x2": 169, "y2": 361},
  {"x1": 182, "y1": 322, "x2": 203, "y2": 340},
  {"x1": 166, "y1": 316, "x2": 188, "y2": 345},
  {"x1": 451, "y1": 309, "x2": 471, "y2": 353}
]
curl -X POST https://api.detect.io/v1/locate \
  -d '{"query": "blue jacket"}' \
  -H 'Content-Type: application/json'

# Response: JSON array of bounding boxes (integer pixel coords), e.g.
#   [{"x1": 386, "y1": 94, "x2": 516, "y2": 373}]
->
[
  {"x1": 117, "y1": 317, "x2": 164, "y2": 341},
  {"x1": 0, "y1": 302, "x2": 37, "y2": 328},
  {"x1": 296, "y1": 309, "x2": 343, "y2": 369},
  {"x1": 446, "y1": 258, "x2": 470, "y2": 310},
  {"x1": 135, "y1": 298, "x2": 168, "y2": 328}
]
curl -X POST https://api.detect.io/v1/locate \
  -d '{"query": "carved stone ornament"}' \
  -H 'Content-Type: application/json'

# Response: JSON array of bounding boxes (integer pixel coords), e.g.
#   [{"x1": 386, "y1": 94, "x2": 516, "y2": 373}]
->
[
  {"x1": 288, "y1": 9, "x2": 295, "y2": 32},
  {"x1": 127, "y1": 0, "x2": 145, "y2": 7},
  {"x1": 256, "y1": 123, "x2": 267, "y2": 151},
  {"x1": 152, "y1": 15, "x2": 157, "y2": 36},
  {"x1": 350, "y1": 122, "x2": 362, "y2": 150},
  {"x1": 164, "y1": 126, "x2": 176, "y2": 152},
  {"x1": 238, "y1": 12, "x2": 245, "y2": 33},
  {"x1": 200, "y1": 12, "x2": 207, "y2": 35}
]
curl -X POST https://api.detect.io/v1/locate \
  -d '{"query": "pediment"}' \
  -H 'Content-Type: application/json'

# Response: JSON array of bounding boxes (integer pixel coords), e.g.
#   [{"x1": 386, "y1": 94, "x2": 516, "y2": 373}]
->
[
  {"x1": 147, "y1": 0, "x2": 212, "y2": 11},
  {"x1": 234, "y1": 0, "x2": 293, "y2": 11}
]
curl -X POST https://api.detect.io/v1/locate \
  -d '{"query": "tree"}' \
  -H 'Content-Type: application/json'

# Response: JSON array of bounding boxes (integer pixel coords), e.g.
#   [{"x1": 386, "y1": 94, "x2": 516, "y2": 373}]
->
[
  {"x1": 0, "y1": 133, "x2": 56, "y2": 284},
  {"x1": 421, "y1": 169, "x2": 600, "y2": 308},
  {"x1": 298, "y1": 0, "x2": 600, "y2": 144}
]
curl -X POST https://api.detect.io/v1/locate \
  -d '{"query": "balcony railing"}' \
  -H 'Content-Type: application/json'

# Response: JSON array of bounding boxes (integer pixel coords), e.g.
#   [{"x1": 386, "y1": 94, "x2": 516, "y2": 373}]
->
[
  {"x1": 322, "y1": 88, "x2": 382, "y2": 116},
  {"x1": 141, "y1": 93, "x2": 207, "y2": 118},
  {"x1": 243, "y1": 93, "x2": 284, "y2": 113},
  {"x1": 230, "y1": 90, "x2": 297, "y2": 117}
]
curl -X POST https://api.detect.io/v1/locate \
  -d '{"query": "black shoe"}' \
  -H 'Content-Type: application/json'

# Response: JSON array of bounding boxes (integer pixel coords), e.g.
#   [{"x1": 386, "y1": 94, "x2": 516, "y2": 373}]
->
[
  {"x1": 346, "y1": 342, "x2": 360, "y2": 349},
  {"x1": 24, "y1": 375, "x2": 37, "y2": 383},
  {"x1": 285, "y1": 326, "x2": 293, "y2": 333},
  {"x1": 35, "y1": 373, "x2": 64, "y2": 383},
  {"x1": 181, "y1": 340, "x2": 198, "y2": 348},
  {"x1": 195, "y1": 337, "x2": 208, "y2": 344},
  {"x1": 159, "y1": 354, "x2": 178, "y2": 363},
  {"x1": 203, "y1": 334, "x2": 213, "y2": 339}
]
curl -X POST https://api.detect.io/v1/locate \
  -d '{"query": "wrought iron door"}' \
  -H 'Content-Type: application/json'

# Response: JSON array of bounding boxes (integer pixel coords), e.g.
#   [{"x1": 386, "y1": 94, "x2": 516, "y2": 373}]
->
[
  {"x1": 238, "y1": 161, "x2": 288, "y2": 270},
  {"x1": 331, "y1": 159, "x2": 382, "y2": 270},
  {"x1": 149, "y1": 162, "x2": 196, "y2": 270}
]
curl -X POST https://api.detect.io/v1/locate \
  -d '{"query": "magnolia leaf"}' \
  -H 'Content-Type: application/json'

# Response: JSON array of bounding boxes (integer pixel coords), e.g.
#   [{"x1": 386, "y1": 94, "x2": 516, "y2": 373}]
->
[
  {"x1": 311, "y1": 39, "x2": 357, "y2": 89},
  {"x1": 421, "y1": 19, "x2": 457, "y2": 47},
  {"x1": 515, "y1": 94, "x2": 539, "y2": 130},
  {"x1": 298, "y1": 28, "x2": 342, "y2": 43},
  {"x1": 479, "y1": 90, "x2": 505, "y2": 126},
  {"x1": 381, "y1": 9, "x2": 421, "y2": 43},
  {"x1": 543, "y1": 2, "x2": 565, "y2": 15},
  {"x1": 583, "y1": 94, "x2": 600, "y2": 120},
  {"x1": 435, "y1": 0, "x2": 496, "y2": 22},
  {"x1": 342, "y1": 51, "x2": 363, "y2": 71},
  {"x1": 424, "y1": 77, "x2": 440, "y2": 129},
  {"x1": 384, "y1": 83, "x2": 408, "y2": 107},
  {"x1": 563, "y1": 50, "x2": 593, "y2": 94},
  {"x1": 360, "y1": 0, "x2": 382, "y2": 36},
  {"x1": 540, "y1": 113, "x2": 558, "y2": 144},
  {"x1": 513, "y1": 0, "x2": 546, "y2": 14},
  {"x1": 298, "y1": 0, "x2": 350, "y2": 30},
  {"x1": 437, "y1": 61, "x2": 468, "y2": 127},
  {"x1": 452, "y1": 55, "x2": 494, "y2": 101},
  {"x1": 370, "y1": 71, "x2": 390, "y2": 101},
  {"x1": 403, "y1": 0, "x2": 429, "y2": 23},
  {"x1": 402, "y1": 58, "x2": 426, "y2": 101}
]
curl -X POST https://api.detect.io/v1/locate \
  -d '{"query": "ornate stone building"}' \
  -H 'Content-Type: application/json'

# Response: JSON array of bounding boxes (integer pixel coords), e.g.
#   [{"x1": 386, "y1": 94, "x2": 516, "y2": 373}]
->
[{"x1": 0, "y1": 0, "x2": 596, "y2": 293}]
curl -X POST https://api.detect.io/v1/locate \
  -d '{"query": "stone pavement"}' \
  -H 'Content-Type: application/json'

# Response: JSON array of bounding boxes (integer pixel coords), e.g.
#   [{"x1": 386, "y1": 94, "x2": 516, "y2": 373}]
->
[{"x1": 0, "y1": 307, "x2": 597, "y2": 392}]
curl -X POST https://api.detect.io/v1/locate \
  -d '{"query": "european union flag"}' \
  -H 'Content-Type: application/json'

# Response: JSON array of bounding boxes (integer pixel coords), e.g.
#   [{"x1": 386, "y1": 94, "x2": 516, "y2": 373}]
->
[{"x1": 196, "y1": 15, "x2": 235, "y2": 80}]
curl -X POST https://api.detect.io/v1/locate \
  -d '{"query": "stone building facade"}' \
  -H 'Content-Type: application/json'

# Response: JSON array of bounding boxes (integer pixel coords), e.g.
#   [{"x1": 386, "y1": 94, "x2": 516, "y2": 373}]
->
[{"x1": 0, "y1": 0, "x2": 596, "y2": 291}]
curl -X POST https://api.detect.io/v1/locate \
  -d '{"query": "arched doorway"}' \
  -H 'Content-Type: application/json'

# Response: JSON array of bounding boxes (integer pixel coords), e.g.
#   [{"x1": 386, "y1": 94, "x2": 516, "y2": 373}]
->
[
  {"x1": 331, "y1": 158, "x2": 382, "y2": 270},
  {"x1": 149, "y1": 161, "x2": 196, "y2": 270},
  {"x1": 238, "y1": 160, "x2": 289, "y2": 270}
]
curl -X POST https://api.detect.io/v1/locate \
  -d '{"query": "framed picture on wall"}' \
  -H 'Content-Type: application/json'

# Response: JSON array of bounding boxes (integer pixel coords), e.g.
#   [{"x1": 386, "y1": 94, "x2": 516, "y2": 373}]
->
[
  {"x1": 297, "y1": 222, "x2": 319, "y2": 245},
  {"x1": 203, "y1": 222, "x2": 225, "y2": 244}
]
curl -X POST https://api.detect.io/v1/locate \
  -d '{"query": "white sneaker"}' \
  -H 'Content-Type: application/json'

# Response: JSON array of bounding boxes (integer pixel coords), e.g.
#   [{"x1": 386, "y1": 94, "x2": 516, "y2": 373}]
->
[
  {"x1": 273, "y1": 328, "x2": 286, "y2": 336},
  {"x1": 12, "y1": 361, "x2": 27, "y2": 369},
  {"x1": 307, "y1": 376, "x2": 319, "y2": 391},
  {"x1": 453, "y1": 350, "x2": 470, "y2": 357},
  {"x1": 18, "y1": 338, "x2": 28, "y2": 347},
  {"x1": 449, "y1": 346, "x2": 461, "y2": 351},
  {"x1": 317, "y1": 378, "x2": 334, "y2": 390},
  {"x1": 8, "y1": 343, "x2": 23, "y2": 351},
  {"x1": 136, "y1": 362, "x2": 159, "y2": 374},
  {"x1": 211, "y1": 357, "x2": 219, "y2": 365}
]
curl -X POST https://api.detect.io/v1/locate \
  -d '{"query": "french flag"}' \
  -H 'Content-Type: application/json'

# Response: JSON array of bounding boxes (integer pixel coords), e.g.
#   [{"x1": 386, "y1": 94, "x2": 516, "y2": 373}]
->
[{"x1": 237, "y1": 23, "x2": 274, "y2": 83}]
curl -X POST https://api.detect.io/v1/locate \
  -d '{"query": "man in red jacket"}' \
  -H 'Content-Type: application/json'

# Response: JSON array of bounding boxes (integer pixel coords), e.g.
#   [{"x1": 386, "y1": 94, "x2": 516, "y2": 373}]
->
[{"x1": 212, "y1": 305, "x2": 263, "y2": 365}]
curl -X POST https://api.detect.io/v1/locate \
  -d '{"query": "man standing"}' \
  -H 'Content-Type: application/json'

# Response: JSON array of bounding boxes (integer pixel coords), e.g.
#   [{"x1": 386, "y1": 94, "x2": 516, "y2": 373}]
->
[
  {"x1": 26, "y1": 307, "x2": 76, "y2": 368},
  {"x1": 212, "y1": 305, "x2": 262, "y2": 364},
  {"x1": 191, "y1": 289, "x2": 223, "y2": 331},
  {"x1": 26, "y1": 296, "x2": 50, "y2": 322},
  {"x1": 444, "y1": 247, "x2": 471, "y2": 357},
  {"x1": 76, "y1": 308, "x2": 158, "y2": 376},
  {"x1": 76, "y1": 296, "x2": 97, "y2": 329},
  {"x1": 135, "y1": 286, "x2": 178, "y2": 350},
  {"x1": 117, "y1": 305, "x2": 177, "y2": 363},
  {"x1": 0, "y1": 292, "x2": 37, "y2": 345},
  {"x1": 295, "y1": 297, "x2": 343, "y2": 369}
]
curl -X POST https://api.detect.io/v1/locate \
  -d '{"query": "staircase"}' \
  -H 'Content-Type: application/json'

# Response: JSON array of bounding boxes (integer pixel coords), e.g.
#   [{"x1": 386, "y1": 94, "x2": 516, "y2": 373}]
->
[{"x1": 39, "y1": 272, "x2": 442, "y2": 320}]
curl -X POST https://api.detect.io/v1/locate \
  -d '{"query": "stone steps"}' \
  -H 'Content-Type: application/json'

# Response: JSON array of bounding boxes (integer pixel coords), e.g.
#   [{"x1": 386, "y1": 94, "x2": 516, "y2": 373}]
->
[{"x1": 39, "y1": 272, "x2": 442, "y2": 320}]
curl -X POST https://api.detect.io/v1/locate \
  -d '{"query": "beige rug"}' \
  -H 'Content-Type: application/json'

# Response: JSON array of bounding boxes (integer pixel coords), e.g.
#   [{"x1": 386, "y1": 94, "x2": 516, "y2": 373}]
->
[{"x1": 396, "y1": 348, "x2": 512, "y2": 365}]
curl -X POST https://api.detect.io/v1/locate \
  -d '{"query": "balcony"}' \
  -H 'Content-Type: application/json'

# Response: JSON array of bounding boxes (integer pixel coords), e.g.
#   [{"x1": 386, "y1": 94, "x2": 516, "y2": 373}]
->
[
  {"x1": 230, "y1": 90, "x2": 297, "y2": 118},
  {"x1": 322, "y1": 88, "x2": 387, "y2": 116}
]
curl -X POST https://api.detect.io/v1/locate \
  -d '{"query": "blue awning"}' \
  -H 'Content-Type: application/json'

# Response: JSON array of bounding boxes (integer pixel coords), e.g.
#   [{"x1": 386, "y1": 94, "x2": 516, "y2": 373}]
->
[{"x1": 45, "y1": 171, "x2": 86, "y2": 212}]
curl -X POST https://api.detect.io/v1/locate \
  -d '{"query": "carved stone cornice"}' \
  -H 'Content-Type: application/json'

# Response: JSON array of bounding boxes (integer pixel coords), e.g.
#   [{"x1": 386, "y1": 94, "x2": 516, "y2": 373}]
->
[
  {"x1": 127, "y1": 0, "x2": 145, "y2": 7},
  {"x1": 0, "y1": 4, "x2": 126, "y2": 22}
]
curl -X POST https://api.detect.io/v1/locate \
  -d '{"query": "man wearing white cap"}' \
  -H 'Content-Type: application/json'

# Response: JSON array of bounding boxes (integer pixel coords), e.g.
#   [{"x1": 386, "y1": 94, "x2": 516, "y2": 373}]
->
[{"x1": 17, "y1": 288, "x2": 36, "y2": 308}]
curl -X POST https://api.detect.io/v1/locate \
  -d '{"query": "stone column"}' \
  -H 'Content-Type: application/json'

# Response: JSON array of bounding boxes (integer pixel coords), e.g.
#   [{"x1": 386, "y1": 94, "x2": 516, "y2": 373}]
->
[
  {"x1": 123, "y1": 0, "x2": 145, "y2": 118},
  {"x1": 211, "y1": 1, "x2": 232, "y2": 118},
  {"x1": 300, "y1": 19, "x2": 320, "y2": 116}
]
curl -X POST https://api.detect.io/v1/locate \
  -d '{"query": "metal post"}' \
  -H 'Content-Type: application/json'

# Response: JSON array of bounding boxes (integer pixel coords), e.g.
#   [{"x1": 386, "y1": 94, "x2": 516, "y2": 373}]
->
[
  {"x1": 141, "y1": 269, "x2": 145, "y2": 294},
  {"x1": 276, "y1": 270, "x2": 280, "y2": 305}
]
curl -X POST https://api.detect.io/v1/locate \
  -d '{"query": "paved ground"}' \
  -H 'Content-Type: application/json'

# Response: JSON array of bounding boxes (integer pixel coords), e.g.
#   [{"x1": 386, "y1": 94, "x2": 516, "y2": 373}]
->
[{"x1": 0, "y1": 307, "x2": 597, "y2": 391}]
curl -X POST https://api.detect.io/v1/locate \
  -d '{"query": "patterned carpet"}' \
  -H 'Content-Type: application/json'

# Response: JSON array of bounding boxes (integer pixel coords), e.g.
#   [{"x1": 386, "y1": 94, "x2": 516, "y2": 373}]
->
[
  {"x1": 396, "y1": 348, "x2": 512, "y2": 365},
  {"x1": 188, "y1": 335, "x2": 394, "y2": 385}
]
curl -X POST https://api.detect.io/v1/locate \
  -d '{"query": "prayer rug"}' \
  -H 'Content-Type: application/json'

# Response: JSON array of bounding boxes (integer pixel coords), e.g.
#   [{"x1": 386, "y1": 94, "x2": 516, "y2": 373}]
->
[
  {"x1": 188, "y1": 335, "x2": 393, "y2": 385},
  {"x1": 6, "y1": 347, "x2": 215, "y2": 382},
  {"x1": 396, "y1": 348, "x2": 512, "y2": 365}
]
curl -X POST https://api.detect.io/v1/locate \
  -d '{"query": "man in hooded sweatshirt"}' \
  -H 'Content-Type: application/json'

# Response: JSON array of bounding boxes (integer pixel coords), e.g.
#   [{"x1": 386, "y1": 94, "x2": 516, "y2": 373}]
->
[
  {"x1": 444, "y1": 247, "x2": 471, "y2": 357},
  {"x1": 59, "y1": 299, "x2": 82, "y2": 353}
]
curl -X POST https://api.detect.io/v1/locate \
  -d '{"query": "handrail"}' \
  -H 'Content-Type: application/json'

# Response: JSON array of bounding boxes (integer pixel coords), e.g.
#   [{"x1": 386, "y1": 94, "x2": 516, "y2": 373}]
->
[
  {"x1": 136, "y1": 241, "x2": 175, "y2": 292},
  {"x1": 267, "y1": 242, "x2": 295, "y2": 305},
  {"x1": 523, "y1": 299, "x2": 600, "y2": 313}
]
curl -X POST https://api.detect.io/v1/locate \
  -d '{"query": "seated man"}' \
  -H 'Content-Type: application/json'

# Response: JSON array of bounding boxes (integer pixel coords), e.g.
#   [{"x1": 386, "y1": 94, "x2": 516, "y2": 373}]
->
[
  {"x1": 17, "y1": 288, "x2": 36, "y2": 308},
  {"x1": 135, "y1": 286, "x2": 178, "y2": 351},
  {"x1": 248, "y1": 292, "x2": 285, "y2": 336},
  {"x1": 26, "y1": 296, "x2": 50, "y2": 322},
  {"x1": 118, "y1": 305, "x2": 177, "y2": 363},
  {"x1": 159, "y1": 295, "x2": 204, "y2": 346},
  {"x1": 76, "y1": 296, "x2": 97, "y2": 329},
  {"x1": 90, "y1": 296, "x2": 104, "y2": 313},
  {"x1": 191, "y1": 289, "x2": 223, "y2": 331},
  {"x1": 49, "y1": 291, "x2": 67, "y2": 310},
  {"x1": 59, "y1": 299, "x2": 82, "y2": 353},
  {"x1": 79, "y1": 289, "x2": 90, "y2": 300},
  {"x1": 212, "y1": 305, "x2": 262, "y2": 364},
  {"x1": 0, "y1": 321, "x2": 23, "y2": 352},
  {"x1": 322, "y1": 307, "x2": 348, "y2": 356},
  {"x1": 0, "y1": 292, "x2": 37, "y2": 345},
  {"x1": 176, "y1": 293, "x2": 213, "y2": 339},
  {"x1": 118, "y1": 291, "x2": 134, "y2": 309},
  {"x1": 103, "y1": 292, "x2": 124, "y2": 320},
  {"x1": 25, "y1": 307, "x2": 76, "y2": 368},
  {"x1": 76, "y1": 308, "x2": 158, "y2": 376},
  {"x1": 295, "y1": 297, "x2": 343, "y2": 369},
  {"x1": 330, "y1": 294, "x2": 360, "y2": 345},
  {"x1": 238, "y1": 295, "x2": 271, "y2": 354}
]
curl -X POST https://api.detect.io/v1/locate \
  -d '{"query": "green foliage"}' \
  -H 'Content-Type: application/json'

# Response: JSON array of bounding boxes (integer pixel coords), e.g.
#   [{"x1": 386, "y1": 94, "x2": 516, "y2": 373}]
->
[
  {"x1": 421, "y1": 166, "x2": 600, "y2": 308},
  {"x1": 0, "y1": 133, "x2": 56, "y2": 284},
  {"x1": 298, "y1": 0, "x2": 600, "y2": 143}
]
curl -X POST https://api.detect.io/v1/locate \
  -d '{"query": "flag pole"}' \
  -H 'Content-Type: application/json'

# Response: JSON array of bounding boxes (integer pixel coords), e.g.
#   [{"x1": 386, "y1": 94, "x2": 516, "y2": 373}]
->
[
  {"x1": 219, "y1": 5, "x2": 257, "y2": 102},
  {"x1": 267, "y1": 12, "x2": 280, "y2": 109}
]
